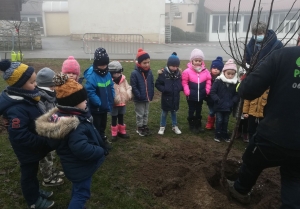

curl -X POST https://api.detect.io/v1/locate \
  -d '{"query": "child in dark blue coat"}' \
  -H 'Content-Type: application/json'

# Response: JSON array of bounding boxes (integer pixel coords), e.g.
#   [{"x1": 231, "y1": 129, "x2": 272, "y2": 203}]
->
[
  {"x1": 0, "y1": 60, "x2": 54, "y2": 209},
  {"x1": 36, "y1": 74, "x2": 108, "y2": 209},
  {"x1": 155, "y1": 52, "x2": 183, "y2": 135},
  {"x1": 210, "y1": 59, "x2": 239, "y2": 143}
]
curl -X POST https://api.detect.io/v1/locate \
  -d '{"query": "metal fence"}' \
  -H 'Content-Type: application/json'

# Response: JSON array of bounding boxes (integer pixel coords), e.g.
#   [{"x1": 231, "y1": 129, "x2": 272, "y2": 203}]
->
[
  {"x1": 83, "y1": 33, "x2": 144, "y2": 60},
  {"x1": 0, "y1": 29, "x2": 14, "y2": 60}
]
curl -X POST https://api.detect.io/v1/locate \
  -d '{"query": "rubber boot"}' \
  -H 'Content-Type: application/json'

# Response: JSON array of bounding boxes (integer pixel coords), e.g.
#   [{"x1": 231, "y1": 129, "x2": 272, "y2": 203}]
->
[
  {"x1": 111, "y1": 125, "x2": 118, "y2": 142},
  {"x1": 195, "y1": 118, "x2": 204, "y2": 133},
  {"x1": 117, "y1": 124, "x2": 130, "y2": 139},
  {"x1": 205, "y1": 116, "x2": 215, "y2": 130},
  {"x1": 187, "y1": 117, "x2": 195, "y2": 133}
]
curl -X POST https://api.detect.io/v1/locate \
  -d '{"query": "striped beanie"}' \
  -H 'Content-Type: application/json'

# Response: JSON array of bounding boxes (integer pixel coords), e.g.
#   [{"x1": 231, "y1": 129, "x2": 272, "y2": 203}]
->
[
  {"x1": 0, "y1": 59, "x2": 34, "y2": 87},
  {"x1": 53, "y1": 73, "x2": 87, "y2": 107}
]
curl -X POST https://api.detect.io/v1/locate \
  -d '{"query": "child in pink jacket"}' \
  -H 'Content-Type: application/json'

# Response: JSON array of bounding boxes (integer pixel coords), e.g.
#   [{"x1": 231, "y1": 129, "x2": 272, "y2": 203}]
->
[{"x1": 182, "y1": 48, "x2": 212, "y2": 133}]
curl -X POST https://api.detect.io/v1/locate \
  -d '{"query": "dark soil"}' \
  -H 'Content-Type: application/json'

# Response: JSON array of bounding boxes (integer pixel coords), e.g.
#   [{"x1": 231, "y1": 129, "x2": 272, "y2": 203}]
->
[{"x1": 132, "y1": 136, "x2": 281, "y2": 209}]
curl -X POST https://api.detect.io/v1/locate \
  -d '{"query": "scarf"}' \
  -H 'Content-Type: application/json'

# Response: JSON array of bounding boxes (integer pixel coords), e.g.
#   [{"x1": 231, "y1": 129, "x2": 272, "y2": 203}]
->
[
  {"x1": 94, "y1": 66, "x2": 109, "y2": 77},
  {"x1": 216, "y1": 73, "x2": 238, "y2": 84},
  {"x1": 6, "y1": 86, "x2": 41, "y2": 103},
  {"x1": 113, "y1": 74, "x2": 122, "y2": 84},
  {"x1": 165, "y1": 67, "x2": 180, "y2": 79}
]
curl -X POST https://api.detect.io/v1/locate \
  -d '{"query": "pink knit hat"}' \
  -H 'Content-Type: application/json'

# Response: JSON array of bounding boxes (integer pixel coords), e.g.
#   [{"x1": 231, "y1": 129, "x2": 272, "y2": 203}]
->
[
  {"x1": 223, "y1": 59, "x2": 237, "y2": 71},
  {"x1": 190, "y1": 48, "x2": 204, "y2": 61},
  {"x1": 61, "y1": 56, "x2": 80, "y2": 77}
]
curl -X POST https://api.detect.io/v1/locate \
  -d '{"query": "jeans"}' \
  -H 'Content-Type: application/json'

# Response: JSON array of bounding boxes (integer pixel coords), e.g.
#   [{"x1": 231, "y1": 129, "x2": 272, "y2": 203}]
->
[
  {"x1": 160, "y1": 110, "x2": 177, "y2": 127},
  {"x1": 234, "y1": 134, "x2": 300, "y2": 209},
  {"x1": 215, "y1": 111, "x2": 230, "y2": 138},
  {"x1": 69, "y1": 177, "x2": 92, "y2": 209},
  {"x1": 208, "y1": 104, "x2": 215, "y2": 117},
  {"x1": 187, "y1": 100, "x2": 203, "y2": 119},
  {"x1": 92, "y1": 113, "x2": 108, "y2": 139},
  {"x1": 20, "y1": 161, "x2": 40, "y2": 206}
]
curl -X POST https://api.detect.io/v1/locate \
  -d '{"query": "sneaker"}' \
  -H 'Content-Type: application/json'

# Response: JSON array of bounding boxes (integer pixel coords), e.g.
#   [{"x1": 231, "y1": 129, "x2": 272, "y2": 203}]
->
[
  {"x1": 42, "y1": 176, "x2": 64, "y2": 187},
  {"x1": 227, "y1": 180, "x2": 251, "y2": 204},
  {"x1": 39, "y1": 189, "x2": 53, "y2": 199},
  {"x1": 158, "y1": 127, "x2": 165, "y2": 135},
  {"x1": 143, "y1": 125, "x2": 151, "y2": 136},
  {"x1": 52, "y1": 170, "x2": 65, "y2": 178},
  {"x1": 224, "y1": 138, "x2": 231, "y2": 143},
  {"x1": 214, "y1": 137, "x2": 221, "y2": 143},
  {"x1": 172, "y1": 126, "x2": 182, "y2": 134},
  {"x1": 30, "y1": 196, "x2": 54, "y2": 209},
  {"x1": 136, "y1": 127, "x2": 146, "y2": 136}
]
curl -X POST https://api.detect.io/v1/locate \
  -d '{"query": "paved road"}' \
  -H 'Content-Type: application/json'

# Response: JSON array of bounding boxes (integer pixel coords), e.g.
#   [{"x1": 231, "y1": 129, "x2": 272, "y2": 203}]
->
[{"x1": 14, "y1": 36, "x2": 234, "y2": 61}]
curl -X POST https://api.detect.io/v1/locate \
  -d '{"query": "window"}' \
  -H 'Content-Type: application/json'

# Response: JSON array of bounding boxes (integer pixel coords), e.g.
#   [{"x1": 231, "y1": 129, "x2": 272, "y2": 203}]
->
[
  {"x1": 243, "y1": 15, "x2": 251, "y2": 32},
  {"x1": 174, "y1": 12, "x2": 181, "y2": 18},
  {"x1": 165, "y1": 12, "x2": 169, "y2": 19},
  {"x1": 212, "y1": 15, "x2": 226, "y2": 33},
  {"x1": 188, "y1": 12, "x2": 193, "y2": 24},
  {"x1": 21, "y1": 17, "x2": 28, "y2": 22}
]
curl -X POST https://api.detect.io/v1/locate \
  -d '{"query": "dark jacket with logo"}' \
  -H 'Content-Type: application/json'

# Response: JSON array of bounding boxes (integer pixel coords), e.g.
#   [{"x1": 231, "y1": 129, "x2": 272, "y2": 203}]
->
[
  {"x1": 130, "y1": 66, "x2": 154, "y2": 102},
  {"x1": 155, "y1": 67, "x2": 183, "y2": 111},
  {"x1": 239, "y1": 46, "x2": 300, "y2": 151},
  {"x1": 0, "y1": 91, "x2": 52, "y2": 164}
]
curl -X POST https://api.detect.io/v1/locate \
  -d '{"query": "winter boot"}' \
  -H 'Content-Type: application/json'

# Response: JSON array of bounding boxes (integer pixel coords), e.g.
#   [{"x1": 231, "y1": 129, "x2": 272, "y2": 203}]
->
[
  {"x1": 195, "y1": 118, "x2": 204, "y2": 134},
  {"x1": 227, "y1": 180, "x2": 251, "y2": 204},
  {"x1": 187, "y1": 117, "x2": 196, "y2": 133},
  {"x1": 103, "y1": 136, "x2": 112, "y2": 150},
  {"x1": 205, "y1": 116, "x2": 215, "y2": 130},
  {"x1": 117, "y1": 124, "x2": 130, "y2": 139},
  {"x1": 30, "y1": 196, "x2": 54, "y2": 209},
  {"x1": 111, "y1": 125, "x2": 118, "y2": 142},
  {"x1": 242, "y1": 133, "x2": 249, "y2": 143}
]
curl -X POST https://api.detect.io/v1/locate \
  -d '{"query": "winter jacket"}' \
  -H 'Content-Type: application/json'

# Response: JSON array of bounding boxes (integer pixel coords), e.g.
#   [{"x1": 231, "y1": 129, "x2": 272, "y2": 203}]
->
[
  {"x1": 130, "y1": 66, "x2": 154, "y2": 102},
  {"x1": 0, "y1": 91, "x2": 52, "y2": 164},
  {"x1": 239, "y1": 46, "x2": 300, "y2": 151},
  {"x1": 205, "y1": 74, "x2": 218, "y2": 107},
  {"x1": 210, "y1": 79, "x2": 239, "y2": 112},
  {"x1": 113, "y1": 75, "x2": 132, "y2": 106},
  {"x1": 84, "y1": 65, "x2": 115, "y2": 114},
  {"x1": 35, "y1": 107, "x2": 106, "y2": 182},
  {"x1": 243, "y1": 89, "x2": 269, "y2": 118},
  {"x1": 155, "y1": 67, "x2": 183, "y2": 111},
  {"x1": 37, "y1": 87, "x2": 56, "y2": 113},
  {"x1": 182, "y1": 62, "x2": 211, "y2": 101},
  {"x1": 246, "y1": 30, "x2": 283, "y2": 65}
]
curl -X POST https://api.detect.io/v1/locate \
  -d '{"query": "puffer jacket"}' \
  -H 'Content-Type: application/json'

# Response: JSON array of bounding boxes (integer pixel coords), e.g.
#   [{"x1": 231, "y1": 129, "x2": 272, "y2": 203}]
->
[
  {"x1": 35, "y1": 107, "x2": 107, "y2": 182},
  {"x1": 243, "y1": 89, "x2": 269, "y2": 118},
  {"x1": 113, "y1": 75, "x2": 132, "y2": 106},
  {"x1": 182, "y1": 62, "x2": 211, "y2": 101},
  {"x1": 155, "y1": 67, "x2": 183, "y2": 111},
  {"x1": 130, "y1": 66, "x2": 154, "y2": 102}
]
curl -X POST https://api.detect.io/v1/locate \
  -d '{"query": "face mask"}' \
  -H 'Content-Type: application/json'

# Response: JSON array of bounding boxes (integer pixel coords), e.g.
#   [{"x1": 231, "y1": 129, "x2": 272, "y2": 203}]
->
[{"x1": 254, "y1": 35, "x2": 264, "y2": 42}]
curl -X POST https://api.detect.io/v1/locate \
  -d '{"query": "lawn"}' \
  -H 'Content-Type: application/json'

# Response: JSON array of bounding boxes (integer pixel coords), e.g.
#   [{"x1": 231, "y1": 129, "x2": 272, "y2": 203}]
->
[{"x1": 0, "y1": 59, "x2": 272, "y2": 209}]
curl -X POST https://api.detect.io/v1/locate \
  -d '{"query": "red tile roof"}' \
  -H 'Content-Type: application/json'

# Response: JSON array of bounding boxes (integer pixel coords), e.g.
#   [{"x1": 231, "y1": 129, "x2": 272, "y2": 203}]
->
[{"x1": 204, "y1": 0, "x2": 300, "y2": 13}]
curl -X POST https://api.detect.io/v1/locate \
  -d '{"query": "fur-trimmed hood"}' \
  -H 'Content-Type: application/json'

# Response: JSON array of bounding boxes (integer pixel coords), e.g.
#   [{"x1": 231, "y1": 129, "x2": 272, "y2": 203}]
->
[{"x1": 35, "y1": 107, "x2": 80, "y2": 140}]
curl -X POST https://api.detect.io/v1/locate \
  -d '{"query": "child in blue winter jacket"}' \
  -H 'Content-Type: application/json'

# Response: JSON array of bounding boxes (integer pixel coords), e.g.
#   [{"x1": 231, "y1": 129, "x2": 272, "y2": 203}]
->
[
  {"x1": 155, "y1": 52, "x2": 183, "y2": 135},
  {"x1": 210, "y1": 59, "x2": 239, "y2": 143},
  {"x1": 84, "y1": 47, "x2": 115, "y2": 148},
  {"x1": 0, "y1": 60, "x2": 54, "y2": 209},
  {"x1": 130, "y1": 48, "x2": 154, "y2": 137},
  {"x1": 36, "y1": 74, "x2": 108, "y2": 209}
]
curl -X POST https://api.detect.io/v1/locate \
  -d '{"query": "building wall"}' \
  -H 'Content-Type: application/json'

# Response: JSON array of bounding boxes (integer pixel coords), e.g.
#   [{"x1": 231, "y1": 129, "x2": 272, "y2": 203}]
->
[
  {"x1": 44, "y1": 13, "x2": 70, "y2": 36},
  {"x1": 68, "y1": 0, "x2": 165, "y2": 43},
  {"x1": 165, "y1": 3, "x2": 198, "y2": 32}
]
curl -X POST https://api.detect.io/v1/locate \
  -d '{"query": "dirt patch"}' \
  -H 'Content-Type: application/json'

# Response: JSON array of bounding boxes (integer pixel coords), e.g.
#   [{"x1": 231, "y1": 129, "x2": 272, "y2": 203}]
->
[{"x1": 132, "y1": 137, "x2": 281, "y2": 209}]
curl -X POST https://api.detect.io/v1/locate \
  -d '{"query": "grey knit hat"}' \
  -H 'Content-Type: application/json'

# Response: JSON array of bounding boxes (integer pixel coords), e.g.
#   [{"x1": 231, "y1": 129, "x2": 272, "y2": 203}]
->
[
  {"x1": 108, "y1": 61, "x2": 123, "y2": 73},
  {"x1": 36, "y1": 67, "x2": 55, "y2": 87}
]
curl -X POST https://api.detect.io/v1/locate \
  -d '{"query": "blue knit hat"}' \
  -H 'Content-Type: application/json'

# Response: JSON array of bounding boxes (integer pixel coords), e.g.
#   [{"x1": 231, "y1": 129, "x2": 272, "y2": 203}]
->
[
  {"x1": 167, "y1": 52, "x2": 180, "y2": 67},
  {"x1": 210, "y1": 56, "x2": 224, "y2": 71}
]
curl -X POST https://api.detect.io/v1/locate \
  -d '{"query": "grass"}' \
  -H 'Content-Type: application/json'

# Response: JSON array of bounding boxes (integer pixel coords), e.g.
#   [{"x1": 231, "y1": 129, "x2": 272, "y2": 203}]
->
[{"x1": 0, "y1": 59, "x2": 246, "y2": 208}]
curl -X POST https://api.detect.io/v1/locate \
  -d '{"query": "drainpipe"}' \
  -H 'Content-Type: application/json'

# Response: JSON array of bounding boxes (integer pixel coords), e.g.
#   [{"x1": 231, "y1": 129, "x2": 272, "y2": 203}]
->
[{"x1": 159, "y1": 14, "x2": 165, "y2": 44}]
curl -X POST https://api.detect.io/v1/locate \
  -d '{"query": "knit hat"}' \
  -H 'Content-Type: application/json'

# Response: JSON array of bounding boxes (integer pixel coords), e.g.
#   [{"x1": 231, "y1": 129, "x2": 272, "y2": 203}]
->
[
  {"x1": 36, "y1": 67, "x2": 55, "y2": 87},
  {"x1": 53, "y1": 73, "x2": 87, "y2": 107},
  {"x1": 167, "y1": 52, "x2": 180, "y2": 67},
  {"x1": 190, "y1": 48, "x2": 204, "y2": 61},
  {"x1": 108, "y1": 61, "x2": 123, "y2": 74},
  {"x1": 210, "y1": 56, "x2": 224, "y2": 71},
  {"x1": 93, "y1": 48, "x2": 109, "y2": 67},
  {"x1": 62, "y1": 56, "x2": 80, "y2": 77},
  {"x1": 0, "y1": 59, "x2": 34, "y2": 87},
  {"x1": 223, "y1": 59, "x2": 237, "y2": 72},
  {"x1": 136, "y1": 48, "x2": 150, "y2": 64}
]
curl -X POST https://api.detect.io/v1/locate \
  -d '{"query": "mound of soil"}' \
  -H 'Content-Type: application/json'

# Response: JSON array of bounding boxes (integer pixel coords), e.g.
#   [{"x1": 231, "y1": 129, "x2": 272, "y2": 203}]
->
[{"x1": 133, "y1": 136, "x2": 281, "y2": 209}]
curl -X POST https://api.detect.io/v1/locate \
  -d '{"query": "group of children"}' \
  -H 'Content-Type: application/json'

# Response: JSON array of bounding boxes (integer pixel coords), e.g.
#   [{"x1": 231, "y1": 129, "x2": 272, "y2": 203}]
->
[{"x1": 0, "y1": 46, "x2": 268, "y2": 208}]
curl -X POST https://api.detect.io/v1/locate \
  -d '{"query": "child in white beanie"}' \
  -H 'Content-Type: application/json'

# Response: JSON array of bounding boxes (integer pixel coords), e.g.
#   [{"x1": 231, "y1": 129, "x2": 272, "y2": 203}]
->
[{"x1": 210, "y1": 59, "x2": 239, "y2": 142}]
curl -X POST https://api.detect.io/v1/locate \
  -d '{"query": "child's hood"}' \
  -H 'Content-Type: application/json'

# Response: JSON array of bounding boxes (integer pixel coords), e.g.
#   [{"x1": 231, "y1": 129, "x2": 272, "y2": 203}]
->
[
  {"x1": 0, "y1": 90, "x2": 25, "y2": 115},
  {"x1": 35, "y1": 107, "x2": 80, "y2": 140}
]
